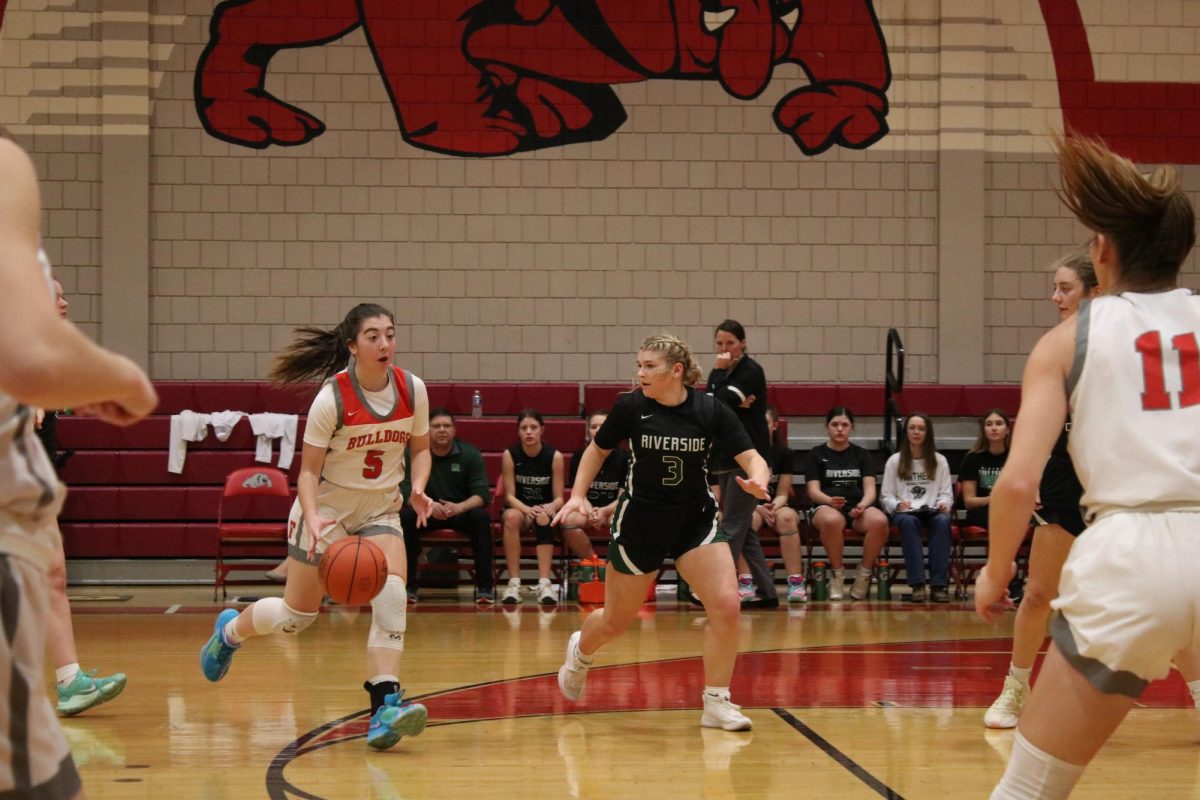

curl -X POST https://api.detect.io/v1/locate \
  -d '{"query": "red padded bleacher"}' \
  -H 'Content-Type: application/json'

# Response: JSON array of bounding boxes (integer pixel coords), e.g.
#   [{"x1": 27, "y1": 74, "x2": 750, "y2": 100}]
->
[{"x1": 56, "y1": 380, "x2": 1020, "y2": 564}]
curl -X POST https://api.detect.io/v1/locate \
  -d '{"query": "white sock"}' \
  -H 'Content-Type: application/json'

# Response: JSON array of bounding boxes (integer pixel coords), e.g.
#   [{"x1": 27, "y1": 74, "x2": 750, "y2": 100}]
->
[
  {"x1": 1188, "y1": 678, "x2": 1200, "y2": 710},
  {"x1": 990, "y1": 730, "x2": 1085, "y2": 800},
  {"x1": 538, "y1": 577, "x2": 551, "y2": 586},
  {"x1": 368, "y1": 674, "x2": 399, "y2": 686},
  {"x1": 508, "y1": 577, "x2": 521, "y2": 586},
  {"x1": 703, "y1": 685, "x2": 731, "y2": 701},
  {"x1": 223, "y1": 617, "x2": 245, "y2": 646},
  {"x1": 56, "y1": 663, "x2": 81, "y2": 687},
  {"x1": 1009, "y1": 664, "x2": 1033, "y2": 687}
]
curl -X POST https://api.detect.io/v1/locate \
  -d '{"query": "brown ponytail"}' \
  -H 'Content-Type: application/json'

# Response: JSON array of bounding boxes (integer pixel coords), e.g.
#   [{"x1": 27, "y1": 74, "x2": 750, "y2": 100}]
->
[
  {"x1": 1054, "y1": 134, "x2": 1195, "y2": 289},
  {"x1": 269, "y1": 303, "x2": 394, "y2": 384}
]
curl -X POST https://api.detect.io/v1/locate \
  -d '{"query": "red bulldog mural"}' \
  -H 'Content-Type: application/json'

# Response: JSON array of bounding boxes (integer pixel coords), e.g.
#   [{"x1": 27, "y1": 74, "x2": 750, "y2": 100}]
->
[{"x1": 192, "y1": 0, "x2": 892, "y2": 157}]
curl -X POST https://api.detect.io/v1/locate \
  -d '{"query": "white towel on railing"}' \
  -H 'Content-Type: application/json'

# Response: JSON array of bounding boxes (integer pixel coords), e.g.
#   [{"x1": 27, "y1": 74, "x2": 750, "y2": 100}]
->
[
  {"x1": 208, "y1": 410, "x2": 245, "y2": 442},
  {"x1": 168, "y1": 410, "x2": 211, "y2": 474},
  {"x1": 249, "y1": 413, "x2": 298, "y2": 470}
]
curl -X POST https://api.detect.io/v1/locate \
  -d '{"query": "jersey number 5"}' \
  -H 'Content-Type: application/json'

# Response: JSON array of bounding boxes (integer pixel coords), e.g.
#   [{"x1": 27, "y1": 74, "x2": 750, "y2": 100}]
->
[
  {"x1": 362, "y1": 449, "x2": 384, "y2": 479},
  {"x1": 1136, "y1": 330, "x2": 1200, "y2": 411}
]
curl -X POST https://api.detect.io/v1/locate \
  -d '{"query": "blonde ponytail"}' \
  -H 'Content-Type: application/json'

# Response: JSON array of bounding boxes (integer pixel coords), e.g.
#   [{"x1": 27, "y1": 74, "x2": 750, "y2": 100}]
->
[{"x1": 639, "y1": 333, "x2": 702, "y2": 386}]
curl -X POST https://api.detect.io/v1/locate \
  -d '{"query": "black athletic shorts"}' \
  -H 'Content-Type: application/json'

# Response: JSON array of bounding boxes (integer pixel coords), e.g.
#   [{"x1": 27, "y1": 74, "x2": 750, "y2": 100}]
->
[
  {"x1": 1032, "y1": 456, "x2": 1085, "y2": 537},
  {"x1": 607, "y1": 495, "x2": 727, "y2": 574},
  {"x1": 806, "y1": 504, "x2": 854, "y2": 528}
]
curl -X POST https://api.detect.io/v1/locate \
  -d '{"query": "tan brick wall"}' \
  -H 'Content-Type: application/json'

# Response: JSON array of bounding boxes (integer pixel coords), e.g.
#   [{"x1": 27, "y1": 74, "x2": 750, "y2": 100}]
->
[{"x1": 1, "y1": 0, "x2": 1197, "y2": 385}]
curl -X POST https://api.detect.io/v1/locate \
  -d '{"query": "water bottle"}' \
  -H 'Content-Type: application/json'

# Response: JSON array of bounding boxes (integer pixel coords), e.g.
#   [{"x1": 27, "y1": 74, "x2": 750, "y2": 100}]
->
[
  {"x1": 471, "y1": 390, "x2": 483, "y2": 418},
  {"x1": 811, "y1": 561, "x2": 828, "y2": 601},
  {"x1": 876, "y1": 559, "x2": 892, "y2": 601}
]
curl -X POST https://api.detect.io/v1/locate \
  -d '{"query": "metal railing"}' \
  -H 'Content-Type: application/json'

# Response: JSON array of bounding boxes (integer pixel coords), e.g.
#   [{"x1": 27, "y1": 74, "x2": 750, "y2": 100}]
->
[{"x1": 882, "y1": 328, "x2": 904, "y2": 452}]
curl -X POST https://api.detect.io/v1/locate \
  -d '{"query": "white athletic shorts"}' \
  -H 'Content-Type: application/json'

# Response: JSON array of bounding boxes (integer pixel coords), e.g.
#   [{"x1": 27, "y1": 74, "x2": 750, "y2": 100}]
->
[
  {"x1": 1051, "y1": 509, "x2": 1200, "y2": 698},
  {"x1": 287, "y1": 483, "x2": 404, "y2": 565},
  {"x1": 0, "y1": 553, "x2": 80, "y2": 798}
]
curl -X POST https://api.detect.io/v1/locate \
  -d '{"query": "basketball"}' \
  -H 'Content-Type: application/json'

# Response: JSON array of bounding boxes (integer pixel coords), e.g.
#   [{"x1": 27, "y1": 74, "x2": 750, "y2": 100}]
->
[{"x1": 318, "y1": 536, "x2": 388, "y2": 605}]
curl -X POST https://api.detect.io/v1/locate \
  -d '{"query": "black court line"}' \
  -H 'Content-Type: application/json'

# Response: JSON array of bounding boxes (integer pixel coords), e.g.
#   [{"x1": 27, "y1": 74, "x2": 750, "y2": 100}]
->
[{"x1": 773, "y1": 708, "x2": 906, "y2": 799}]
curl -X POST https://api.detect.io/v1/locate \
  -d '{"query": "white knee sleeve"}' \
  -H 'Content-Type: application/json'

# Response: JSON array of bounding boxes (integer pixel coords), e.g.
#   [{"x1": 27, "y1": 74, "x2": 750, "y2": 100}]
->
[
  {"x1": 990, "y1": 731, "x2": 1085, "y2": 800},
  {"x1": 368, "y1": 575, "x2": 407, "y2": 651},
  {"x1": 251, "y1": 597, "x2": 318, "y2": 636}
]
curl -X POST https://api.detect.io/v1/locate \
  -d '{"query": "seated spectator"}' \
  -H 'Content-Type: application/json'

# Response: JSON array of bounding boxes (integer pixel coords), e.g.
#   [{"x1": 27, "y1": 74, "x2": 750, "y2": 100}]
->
[
  {"x1": 400, "y1": 409, "x2": 494, "y2": 604},
  {"x1": 958, "y1": 409, "x2": 1010, "y2": 529},
  {"x1": 805, "y1": 407, "x2": 889, "y2": 601},
  {"x1": 742, "y1": 406, "x2": 803, "y2": 603},
  {"x1": 882, "y1": 412, "x2": 954, "y2": 603},
  {"x1": 561, "y1": 411, "x2": 624, "y2": 550},
  {"x1": 500, "y1": 409, "x2": 566, "y2": 606}
]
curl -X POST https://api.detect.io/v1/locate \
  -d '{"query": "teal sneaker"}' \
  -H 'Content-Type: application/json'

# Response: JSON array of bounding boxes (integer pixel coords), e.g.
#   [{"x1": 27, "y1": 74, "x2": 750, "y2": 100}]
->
[
  {"x1": 56, "y1": 668, "x2": 127, "y2": 717},
  {"x1": 199, "y1": 609, "x2": 240, "y2": 682},
  {"x1": 366, "y1": 690, "x2": 427, "y2": 750}
]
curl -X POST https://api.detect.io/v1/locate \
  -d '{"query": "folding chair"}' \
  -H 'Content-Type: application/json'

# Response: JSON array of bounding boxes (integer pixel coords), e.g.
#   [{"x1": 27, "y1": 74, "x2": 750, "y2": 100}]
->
[{"x1": 213, "y1": 466, "x2": 292, "y2": 600}]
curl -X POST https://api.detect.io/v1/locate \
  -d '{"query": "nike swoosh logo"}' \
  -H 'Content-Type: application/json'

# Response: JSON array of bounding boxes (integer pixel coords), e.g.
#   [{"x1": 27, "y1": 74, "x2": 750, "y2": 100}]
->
[{"x1": 641, "y1": 414, "x2": 654, "y2": 419}]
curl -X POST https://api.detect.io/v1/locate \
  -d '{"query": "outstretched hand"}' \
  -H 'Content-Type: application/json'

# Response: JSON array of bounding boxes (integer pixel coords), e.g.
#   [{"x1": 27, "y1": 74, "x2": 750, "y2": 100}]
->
[{"x1": 735, "y1": 475, "x2": 770, "y2": 501}]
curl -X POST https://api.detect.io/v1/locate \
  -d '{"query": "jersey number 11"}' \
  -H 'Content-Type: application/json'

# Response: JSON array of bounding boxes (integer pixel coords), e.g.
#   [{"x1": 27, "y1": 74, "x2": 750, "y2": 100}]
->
[{"x1": 1136, "y1": 330, "x2": 1200, "y2": 411}]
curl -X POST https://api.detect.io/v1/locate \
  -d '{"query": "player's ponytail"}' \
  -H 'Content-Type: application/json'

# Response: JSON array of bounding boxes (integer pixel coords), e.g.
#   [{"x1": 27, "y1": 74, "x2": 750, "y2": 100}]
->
[
  {"x1": 270, "y1": 303, "x2": 394, "y2": 384},
  {"x1": 1054, "y1": 133, "x2": 1195, "y2": 290},
  {"x1": 640, "y1": 333, "x2": 702, "y2": 386}
]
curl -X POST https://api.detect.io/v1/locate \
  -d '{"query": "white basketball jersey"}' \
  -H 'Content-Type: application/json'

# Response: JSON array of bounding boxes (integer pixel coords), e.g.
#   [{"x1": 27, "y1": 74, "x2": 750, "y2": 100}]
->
[
  {"x1": 0, "y1": 248, "x2": 65, "y2": 567},
  {"x1": 303, "y1": 366, "x2": 429, "y2": 492},
  {"x1": 1068, "y1": 289, "x2": 1200, "y2": 521}
]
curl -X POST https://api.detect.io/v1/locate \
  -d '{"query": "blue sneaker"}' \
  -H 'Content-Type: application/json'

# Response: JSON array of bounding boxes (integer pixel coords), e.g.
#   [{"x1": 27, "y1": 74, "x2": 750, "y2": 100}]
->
[
  {"x1": 366, "y1": 690, "x2": 428, "y2": 750},
  {"x1": 199, "y1": 609, "x2": 240, "y2": 682}
]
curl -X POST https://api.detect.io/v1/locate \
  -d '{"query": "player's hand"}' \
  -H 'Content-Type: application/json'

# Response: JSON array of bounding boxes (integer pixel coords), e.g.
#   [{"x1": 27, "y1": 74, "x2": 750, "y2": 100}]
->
[
  {"x1": 759, "y1": 504, "x2": 777, "y2": 527},
  {"x1": 305, "y1": 512, "x2": 336, "y2": 560},
  {"x1": 714, "y1": 352, "x2": 733, "y2": 370},
  {"x1": 974, "y1": 561, "x2": 1017, "y2": 622},
  {"x1": 937, "y1": 501, "x2": 950, "y2": 513},
  {"x1": 897, "y1": 500, "x2": 912, "y2": 512},
  {"x1": 409, "y1": 489, "x2": 435, "y2": 528},
  {"x1": 829, "y1": 496, "x2": 847, "y2": 509},
  {"x1": 738, "y1": 393, "x2": 756, "y2": 408},
  {"x1": 552, "y1": 495, "x2": 592, "y2": 527},
  {"x1": 849, "y1": 505, "x2": 865, "y2": 519},
  {"x1": 735, "y1": 475, "x2": 770, "y2": 501},
  {"x1": 429, "y1": 501, "x2": 449, "y2": 521}
]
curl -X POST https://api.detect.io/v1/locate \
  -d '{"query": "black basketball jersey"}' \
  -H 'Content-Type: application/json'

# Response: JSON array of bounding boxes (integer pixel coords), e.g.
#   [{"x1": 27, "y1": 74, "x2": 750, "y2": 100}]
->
[
  {"x1": 507, "y1": 443, "x2": 557, "y2": 506},
  {"x1": 570, "y1": 447, "x2": 630, "y2": 507},
  {"x1": 593, "y1": 388, "x2": 752, "y2": 508}
]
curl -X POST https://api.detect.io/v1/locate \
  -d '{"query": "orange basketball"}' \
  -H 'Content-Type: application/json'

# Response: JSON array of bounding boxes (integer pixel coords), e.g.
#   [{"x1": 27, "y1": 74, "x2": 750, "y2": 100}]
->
[{"x1": 318, "y1": 537, "x2": 388, "y2": 605}]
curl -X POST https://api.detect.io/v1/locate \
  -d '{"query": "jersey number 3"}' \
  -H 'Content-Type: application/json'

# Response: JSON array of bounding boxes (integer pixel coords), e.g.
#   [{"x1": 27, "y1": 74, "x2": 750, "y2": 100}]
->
[
  {"x1": 662, "y1": 455, "x2": 684, "y2": 486},
  {"x1": 1136, "y1": 330, "x2": 1200, "y2": 411}
]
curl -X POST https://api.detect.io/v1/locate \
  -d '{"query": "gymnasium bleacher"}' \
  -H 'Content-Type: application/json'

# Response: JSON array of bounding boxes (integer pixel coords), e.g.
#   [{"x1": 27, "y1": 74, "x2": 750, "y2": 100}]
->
[{"x1": 56, "y1": 380, "x2": 1023, "y2": 593}]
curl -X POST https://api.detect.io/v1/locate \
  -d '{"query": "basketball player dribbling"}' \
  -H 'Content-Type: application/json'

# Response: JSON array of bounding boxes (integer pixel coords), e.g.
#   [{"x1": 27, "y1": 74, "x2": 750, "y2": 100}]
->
[
  {"x1": 0, "y1": 133, "x2": 157, "y2": 799},
  {"x1": 553, "y1": 333, "x2": 770, "y2": 731},
  {"x1": 977, "y1": 134, "x2": 1200, "y2": 799},
  {"x1": 199, "y1": 304, "x2": 435, "y2": 752}
]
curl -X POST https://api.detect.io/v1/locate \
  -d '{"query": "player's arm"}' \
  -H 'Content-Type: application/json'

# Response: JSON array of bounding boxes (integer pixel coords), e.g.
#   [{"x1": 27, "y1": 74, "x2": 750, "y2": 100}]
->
[
  {"x1": 296, "y1": 441, "x2": 332, "y2": 546},
  {"x1": 406, "y1": 432, "x2": 433, "y2": 525},
  {"x1": 977, "y1": 322, "x2": 1073, "y2": 620},
  {"x1": 733, "y1": 449, "x2": 770, "y2": 500},
  {"x1": 551, "y1": 442, "x2": 609, "y2": 525},
  {"x1": 0, "y1": 141, "x2": 155, "y2": 419},
  {"x1": 772, "y1": 471, "x2": 793, "y2": 510}
]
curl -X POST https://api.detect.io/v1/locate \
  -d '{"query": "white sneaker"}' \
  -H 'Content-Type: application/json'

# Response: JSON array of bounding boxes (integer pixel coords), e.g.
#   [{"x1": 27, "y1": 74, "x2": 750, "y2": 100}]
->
[
  {"x1": 501, "y1": 579, "x2": 522, "y2": 605},
  {"x1": 850, "y1": 568, "x2": 871, "y2": 601},
  {"x1": 983, "y1": 675, "x2": 1029, "y2": 729},
  {"x1": 537, "y1": 579, "x2": 558, "y2": 606},
  {"x1": 558, "y1": 631, "x2": 591, "y2": 702},
  {"x1": 700, "y1": 692, "x2": 752, "y2": 731},
  {"x1": 828, "y1": 569, "x2": 845, "y2": 600}
]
